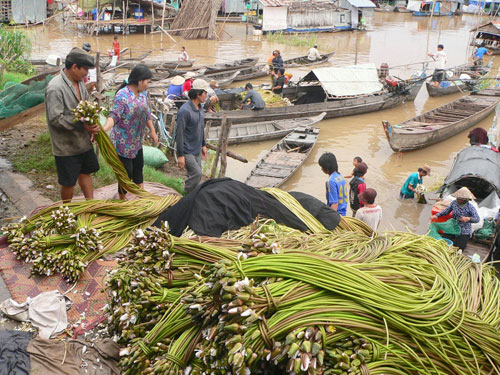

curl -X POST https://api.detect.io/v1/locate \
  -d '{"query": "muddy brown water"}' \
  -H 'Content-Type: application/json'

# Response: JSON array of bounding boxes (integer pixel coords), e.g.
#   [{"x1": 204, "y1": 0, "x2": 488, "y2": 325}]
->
[{"x1": 28, "y1": 13, "x2": 498, "y2": 233}]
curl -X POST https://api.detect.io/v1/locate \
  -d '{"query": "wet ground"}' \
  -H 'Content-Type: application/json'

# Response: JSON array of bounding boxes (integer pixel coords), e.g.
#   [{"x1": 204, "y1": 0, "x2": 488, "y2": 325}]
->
[{"x1": 25, "y1": 12, "x2": 498, "y2": 233}]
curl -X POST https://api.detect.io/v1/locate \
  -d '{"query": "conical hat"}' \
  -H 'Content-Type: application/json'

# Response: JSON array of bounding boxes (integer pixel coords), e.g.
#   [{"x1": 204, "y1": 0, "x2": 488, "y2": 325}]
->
[
  {"x1": 452, "y1": 187, "x2": 475, "y2": 200},
  {"x1": 171, "y1": 76, "x2": 185, "y2": 85}
]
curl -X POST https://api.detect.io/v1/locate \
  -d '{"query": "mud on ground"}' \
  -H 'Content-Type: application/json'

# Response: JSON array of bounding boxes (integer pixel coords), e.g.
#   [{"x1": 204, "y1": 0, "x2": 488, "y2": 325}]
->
[{"x1": 1, "y1": 116, "x2": 186, "y2": 202}]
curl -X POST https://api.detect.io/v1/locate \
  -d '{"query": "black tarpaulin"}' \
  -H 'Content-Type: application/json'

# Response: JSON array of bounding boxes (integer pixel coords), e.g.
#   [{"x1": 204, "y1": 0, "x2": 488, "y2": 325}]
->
[
  {"x1": 0, "y1": 331, "x2": 32, "y2": 375},
  {"x1": 153, "y1": 178, "x2": 340, "y2": 237}
]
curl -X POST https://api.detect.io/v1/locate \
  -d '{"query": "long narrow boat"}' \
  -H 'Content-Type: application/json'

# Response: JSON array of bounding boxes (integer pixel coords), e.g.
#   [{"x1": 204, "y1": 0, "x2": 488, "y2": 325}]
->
[
  {"x1": 204, "y1": 58, "x2": 259, "y2": 74},
  {"x1": 200, "y1": 89, "x2": 407, "y2": 125},
  {"x1": 207, "y1": 112, "x2": 326, "y2": 145},
  {"x1": 282, "y1": 52, "x2": 335, "y2": 68},
  {"x1": 159, "y1": 60, "x2": 194, "y2": 69},
  {"x1": 201, "y1": 70, "x2": 241, "y2": 88},
  {"x1": 0, "y1": 69, "x2": 59, "y2": 132},
  {"x1": 413, "y1": 11, "x2": 454, "y2": 16},
  {"x1": 233, "y1": 65, "x2": 269, "y2": 82},
  {"x1": 381, "y1": 94, "x2": 500, "y2": 152},
  {"x1": 426, "y1": 59, "x2": 493, "y2": 97},
  {"x1": 245, "y1": 126, "x2": 320, "y2": 188}
]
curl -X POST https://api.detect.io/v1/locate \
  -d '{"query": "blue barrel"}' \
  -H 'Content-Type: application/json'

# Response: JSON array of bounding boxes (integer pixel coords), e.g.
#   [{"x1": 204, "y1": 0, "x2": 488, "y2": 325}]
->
[{"x1": 134, "y1": 8, "x2": 144, "y2": 19}]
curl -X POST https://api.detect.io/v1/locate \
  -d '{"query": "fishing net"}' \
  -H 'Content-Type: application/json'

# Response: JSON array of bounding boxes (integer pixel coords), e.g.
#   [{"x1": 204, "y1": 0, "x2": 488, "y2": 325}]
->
[
  {"x1": 0, "y1": 75, "x2": 53, "y2": 119},
  {"x1": 428, "y1": 219, "x2": 461, "y2": 240}
]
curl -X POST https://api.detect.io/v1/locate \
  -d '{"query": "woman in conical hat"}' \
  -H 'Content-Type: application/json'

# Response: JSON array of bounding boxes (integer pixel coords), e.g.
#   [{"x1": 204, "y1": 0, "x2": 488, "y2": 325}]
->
[{"x1": 431, "y1": 187, "x2": 480, "y2": 250}]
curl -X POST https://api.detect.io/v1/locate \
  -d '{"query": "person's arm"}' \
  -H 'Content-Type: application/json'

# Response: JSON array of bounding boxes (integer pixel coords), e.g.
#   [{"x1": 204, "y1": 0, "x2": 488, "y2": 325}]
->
[
  {"x1": 327, "y1": 180, "x2": 339, "y2": 212},
  {"x1": 46, "y1": 88, "x2": 98, "y2": 134},
  {"x1": 435, "y1": 202, "x2": 453, "y2": 218},
  {"x1": 242, "y1": 91, "x2": 251, "y2": 104},
  {"x1": 104, "y1": 94, "x2": 126, "y2": 132},
  {"x1": 103, "y1": 117, "x2": 114, "y2": 132},
  {"x1": 175, "y1": 110, "x2": 188, "y2": 168},
  {"x1": 201, "y1": 119, "x2": 207, "y2": 159},
  {"x1": 146, "y1": 118, "x2": 158, "y2": 146},
  {"x1": 461, "y1": 205, "x2": 480, "y2": 224}
]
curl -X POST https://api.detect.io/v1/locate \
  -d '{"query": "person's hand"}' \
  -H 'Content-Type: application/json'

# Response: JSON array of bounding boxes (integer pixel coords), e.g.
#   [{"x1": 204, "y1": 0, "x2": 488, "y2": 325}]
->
[
  {"x1": 83, "y1": 122, "x2": 101, "y2": 135},
  {"x1": 458, "y1": 217, "x2": 470, "y2": 223},
  {"x1": 177, "y1": 156, "x2": 185, "y2": 170},
  {"x1": 201, "y1": 146, "x2": 208, "y2": 159},
  {"x1": 431, "y1": 215, "x2": 438, "y2": 221},
  {"x1": 151, "y1": 132, "x2": 159, "y2": 146}
]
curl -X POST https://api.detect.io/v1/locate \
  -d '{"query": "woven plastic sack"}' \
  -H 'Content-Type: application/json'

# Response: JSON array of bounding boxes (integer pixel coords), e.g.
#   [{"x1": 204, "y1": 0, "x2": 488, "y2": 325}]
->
[
  {"x1": 428, "y1": 219, "x2": 461, "y2": 240},
  {"x1": 475, "y1": 219, "x2": 495, "y2": 240},
  {"x1": 143, "y1": 145, "x2": 168, "y2": 168}
]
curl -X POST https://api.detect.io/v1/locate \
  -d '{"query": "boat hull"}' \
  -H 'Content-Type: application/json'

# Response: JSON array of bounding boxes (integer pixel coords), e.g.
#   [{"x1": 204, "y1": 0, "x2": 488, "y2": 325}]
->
[
  {"x1": 201, "y1": 92, "x2": 406, "y2": 126},
  {"x1": 426, "y1": 81, "x2": 467, "y2": 97},
  {"x1": 382, "y1": 95, "x2": 500, "y2": 152}
]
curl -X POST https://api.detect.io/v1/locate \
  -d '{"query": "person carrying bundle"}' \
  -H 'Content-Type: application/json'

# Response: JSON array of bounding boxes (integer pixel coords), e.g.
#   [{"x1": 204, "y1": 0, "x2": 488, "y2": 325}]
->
[{"x1": 103, "y1": 64, "x2": 159, "y2": 200}]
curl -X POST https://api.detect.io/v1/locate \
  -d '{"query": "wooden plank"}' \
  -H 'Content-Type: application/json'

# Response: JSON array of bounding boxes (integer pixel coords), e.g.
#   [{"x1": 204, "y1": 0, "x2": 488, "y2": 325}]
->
[{"x1": 0, "y1": 103, "x2": 45, "y2": 132}]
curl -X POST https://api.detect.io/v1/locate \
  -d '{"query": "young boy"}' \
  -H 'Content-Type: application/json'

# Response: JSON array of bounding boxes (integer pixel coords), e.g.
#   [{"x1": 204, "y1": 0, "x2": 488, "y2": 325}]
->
[
  {"x1": 355, "y1": 188, "x2": 382, "y2": 231},
  {"x1": 349, "y1": 162, "x2": 368, "y2": 216},
  {"x1": 344, "y1": 156, "x2": 363, "y2": 179},
  {"x1": 113, "y1": 36, "x2": 120, "y2": 58},
  {"x1": 319, "y1": 152, "x2": 348, "y2": 216}
]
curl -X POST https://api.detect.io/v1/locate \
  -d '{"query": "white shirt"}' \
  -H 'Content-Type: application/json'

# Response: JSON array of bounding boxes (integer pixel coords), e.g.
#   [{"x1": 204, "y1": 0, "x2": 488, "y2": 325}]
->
[
  {"x1": 178, "y1": 51, "x2": 189, "y2": 61},
  {"x1": 355, "y1": 205, "x2": 382, "y2": 231},
  {"x1": 307, "y1": 48, "x2": 321, "y2": 61},
  {"x1": 434, "y1": 50, "x2": 447, "y2": 70}
]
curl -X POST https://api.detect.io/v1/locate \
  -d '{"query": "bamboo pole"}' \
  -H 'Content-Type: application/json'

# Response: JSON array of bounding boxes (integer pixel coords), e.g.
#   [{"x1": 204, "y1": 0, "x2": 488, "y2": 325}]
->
[
  {"x1": 210, "y1": 114, "x2": 227, "y2": 179},
  {"x1": 218, "y1": 119, "x2": 232, "y2": 177},
  {"x1": 151, "y1": 0, "x2": 154, "y2": 33},
  {"x1": 123, "y1": 1, "x2": 126, "y2": 34},
  {"x1": 206, "y1": 143, "x2": 247, "y2": 163},
  {"x1": 161, "y1": 0, "x2": 167, "y2": 42}
]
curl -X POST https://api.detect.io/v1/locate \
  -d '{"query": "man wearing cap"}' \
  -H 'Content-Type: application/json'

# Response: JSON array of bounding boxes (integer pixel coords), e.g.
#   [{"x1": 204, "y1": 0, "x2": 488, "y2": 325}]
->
[
  {"x1": 431, "y1": 187, "x2": 480, "y2": 250},
  {"x1": 355, "y1": 188, "x2": 382, "y2": 231},
  {"x1": 192, "y1": 78, "x2": 218, "y2": 112},
  {"x1": 400, "y1": 165, "x2": 431, "y2": 200},
  {"x1": 307, "y1": 45, "x2": 321, "y2": 61},
  {"x1": 175, "y1": 87, "x2": 208, "y2": 193},
  {"x1": 45, "y1": 47, "x2": 100, "y2": 202}
]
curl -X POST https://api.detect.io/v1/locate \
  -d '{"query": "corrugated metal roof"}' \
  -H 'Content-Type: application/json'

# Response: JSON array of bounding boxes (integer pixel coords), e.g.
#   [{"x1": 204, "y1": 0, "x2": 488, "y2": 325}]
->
[
  {"x1": 258, "y1": 0, "x2": 291, "y2": 6},
  {"x1": 346, "y1": 0, "x2": 376, "y2": 8},
  {"x1": 302, "y1": 64, "x2": 383, "y2": 97}
]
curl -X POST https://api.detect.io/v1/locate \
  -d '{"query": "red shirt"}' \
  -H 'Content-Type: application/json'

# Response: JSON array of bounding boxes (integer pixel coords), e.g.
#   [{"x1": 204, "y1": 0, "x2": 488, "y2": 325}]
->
[
  {"x1": 113, "y1": 40, "x2": 120, "y2": 57},
  {"x1": 183, "y1": 79, "x2": 193, "y2": 93}
]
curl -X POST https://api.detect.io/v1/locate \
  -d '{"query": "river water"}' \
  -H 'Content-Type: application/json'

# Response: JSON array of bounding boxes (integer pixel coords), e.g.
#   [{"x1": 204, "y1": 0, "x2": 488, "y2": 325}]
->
[{"x1": 28, "y1": 12, "x2": 497, "y2": 233}]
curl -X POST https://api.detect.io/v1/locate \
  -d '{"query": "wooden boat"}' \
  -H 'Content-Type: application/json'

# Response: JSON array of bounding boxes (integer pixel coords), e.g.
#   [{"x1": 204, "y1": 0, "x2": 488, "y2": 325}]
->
[
  {"x1": 381, "y1": 94, "x2": 500, "y2": 152},
  {"x1": 375, "y1": 4, "x2": 396, "y2": 12},
  {"x1": 282, "y1": 52, "x2": 334, "y2": 68},
  {"x1": 245, "y1": 126, "x2": 320, "y2": 188},
  {"x1": 395, "y1": 6, "x2": 413, "y2": 12},
  {"x1": 431, "y1": 146, "x2": 500, "y2": 263},
  {"x1": 207, "y1": 112, "x2": 326, "y2": 145},
  {"x1": 159, "y1": 60, "x2": 195, "y2": 69},
  {"x1": 201, "y1": 70, "x2": 241, "y2": 88},
  {"x1": 413, "y1": 11, "x2": 453, "y2": 15},
  {"x1": 204, "y1": 58, "x2": 259, "y2": 74},
  {"x1": 233, "y1": 65, "x2": 269, "y2": 82},
  {"x1": 0, "y1": 69, "x2": 58, "y2": 132},
  {"x1": 426, "y1": 60, "x2": 493, "y2": 97},
  {"x1": 199, "y1": 89, "x2": 407, "y2": 126}
]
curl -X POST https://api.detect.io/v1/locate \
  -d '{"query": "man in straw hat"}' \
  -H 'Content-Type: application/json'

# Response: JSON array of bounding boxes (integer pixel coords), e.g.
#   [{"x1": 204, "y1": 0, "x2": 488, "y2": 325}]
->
[
  {"x1": 46, "y1": 47, "x2": 100, "y2": 202},
  {"x1": 400, "y1": 165, "x2": 431, "y2": 200},
  {"x1": 431, "y1": 187, "x2": 480, "y2": 250},
  {"x1": 167, "y1": 76, "x2": 185, "y2": 99}
]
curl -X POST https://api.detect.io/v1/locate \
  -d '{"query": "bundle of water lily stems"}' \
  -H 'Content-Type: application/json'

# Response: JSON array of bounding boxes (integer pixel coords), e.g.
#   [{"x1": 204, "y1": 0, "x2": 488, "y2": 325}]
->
[
  {"x1": 105, "y1": 209, "x2": 500, "y2": 375},
  {"x1": 1, "y1": 128, "x2": 180, "y2": 282}
]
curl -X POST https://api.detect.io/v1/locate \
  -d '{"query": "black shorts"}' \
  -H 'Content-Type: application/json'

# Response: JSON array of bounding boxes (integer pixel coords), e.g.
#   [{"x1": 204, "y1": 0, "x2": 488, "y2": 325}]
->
[
  {"x1": 54, "y1": 148, "x2": 99, "y2": 187},
  {"x1": 118, "y1": 148, "x2": 144, "y2": 195}
]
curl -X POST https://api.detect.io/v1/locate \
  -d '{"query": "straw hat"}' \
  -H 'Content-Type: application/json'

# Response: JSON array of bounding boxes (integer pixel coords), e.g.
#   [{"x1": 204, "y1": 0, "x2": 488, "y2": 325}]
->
[
  {"x1": 184, "y1": 71, "x2": 196, "y2": 79},
  {"x1": 171, "y1": 75, "x2": 185, "y2": 86},
  {"x1": 452, "y1": 187, "x2": 476, "y2": 200},
  {"x1": 422, "y1": 165, "x2": 431, "y2": 176},
  {"x1": 192, "y1": 78, "x2": 210, "y2": 90}
]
